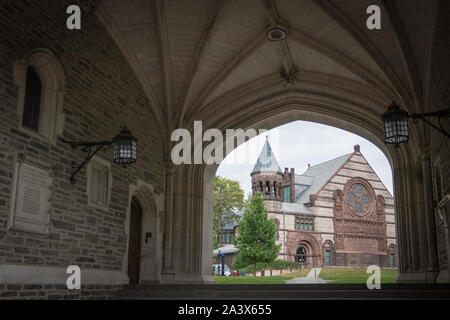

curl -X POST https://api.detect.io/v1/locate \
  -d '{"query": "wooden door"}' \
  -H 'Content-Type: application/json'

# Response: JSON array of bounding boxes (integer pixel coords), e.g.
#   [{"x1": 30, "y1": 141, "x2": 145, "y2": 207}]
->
[{"x1": 128, "y1": 197, "x2": 142, "y2": 284}]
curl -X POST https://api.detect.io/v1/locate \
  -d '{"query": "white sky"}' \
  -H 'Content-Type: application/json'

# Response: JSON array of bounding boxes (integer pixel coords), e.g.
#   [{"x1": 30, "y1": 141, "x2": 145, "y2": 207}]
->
[{"x1": 216, "y1": 121, "x2": 393, "y2": 198}]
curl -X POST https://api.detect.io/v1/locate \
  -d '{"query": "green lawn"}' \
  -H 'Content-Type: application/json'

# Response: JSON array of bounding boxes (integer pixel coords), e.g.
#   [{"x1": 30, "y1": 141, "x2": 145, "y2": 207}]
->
[
  {"x1": 213, "y1": 267, "x2": 398, "y2": 284},
  {"x1": 213, "y1": 275, "x2": 296, "y2": 284},
  {"x1": 319, "y1": 267, "x2": 398, "y2": 284}
]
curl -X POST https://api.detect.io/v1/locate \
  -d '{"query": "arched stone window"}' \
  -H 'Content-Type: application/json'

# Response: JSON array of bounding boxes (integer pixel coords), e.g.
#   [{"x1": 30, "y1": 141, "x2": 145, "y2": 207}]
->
[
  {"x1": 265, "y1": 181, "x2": 270, "y2": 195},
  {"x1": 22, "y1": 66, "x2": 42, "y2": 131},
  {"x1": 273, "y1": 182, "x2": 277, "y2": 199},
  {"x1": 13, "y1": 48, "x2": 66, "y2": 141}
]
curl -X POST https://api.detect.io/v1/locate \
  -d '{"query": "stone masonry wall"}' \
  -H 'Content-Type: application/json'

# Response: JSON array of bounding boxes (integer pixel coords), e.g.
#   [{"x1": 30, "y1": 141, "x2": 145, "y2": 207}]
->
[
  {"x1": 430, "y1": 0, "x2": 450, "y2": 273},
  {"x1": 0, "y1": 0, "x2": 164, "y2": 298},
  {"x1": 0, "y1": 284, "x2": 121, "y2": 300}
]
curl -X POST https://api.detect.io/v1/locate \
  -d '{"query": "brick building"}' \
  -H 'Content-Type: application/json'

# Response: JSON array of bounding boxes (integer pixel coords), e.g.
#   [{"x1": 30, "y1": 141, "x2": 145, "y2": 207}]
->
[{"x1": 251, "y1": 139, "x2": 397, "y2": 268}]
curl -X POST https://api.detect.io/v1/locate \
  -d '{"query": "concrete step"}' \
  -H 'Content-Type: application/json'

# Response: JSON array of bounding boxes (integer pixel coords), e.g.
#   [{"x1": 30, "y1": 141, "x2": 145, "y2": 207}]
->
[{"x1": 116, "y1": 284, "x2": 450, "y2": 300}]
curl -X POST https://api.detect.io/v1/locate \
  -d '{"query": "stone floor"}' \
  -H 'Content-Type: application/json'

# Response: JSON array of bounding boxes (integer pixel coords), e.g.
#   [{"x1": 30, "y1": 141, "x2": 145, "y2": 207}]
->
[{"x1": 116, "y1": 283, "x2": 450, "y2": 300}]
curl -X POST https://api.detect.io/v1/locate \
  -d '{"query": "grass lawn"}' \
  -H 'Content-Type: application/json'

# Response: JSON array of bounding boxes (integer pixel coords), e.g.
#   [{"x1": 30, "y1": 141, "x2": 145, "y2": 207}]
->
[
  {"x1": 319, "y1": 267, "x2": 398, "y2": 284},
  {"x1": 213, "y1": 268, "x2": 398, "y2": 284},
  {"x1": 280, "y1": 269, "x2": 311, "y2": 277},
  {"x1": 213, "y1": 269, "x2": 310, "y2": 284},
  {"x1": 214, "y1": 275, "x2": 296, "y2": 284}
]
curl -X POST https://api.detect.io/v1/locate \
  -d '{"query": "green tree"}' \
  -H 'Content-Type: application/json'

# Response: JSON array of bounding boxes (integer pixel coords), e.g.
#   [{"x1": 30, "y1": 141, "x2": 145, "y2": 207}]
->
[
  {"x1": 213, "y1": 176, "x2": 245, "y2": 249},
  {"x1": 233, "y1": 192, "x2": 280, "y2": 275}
]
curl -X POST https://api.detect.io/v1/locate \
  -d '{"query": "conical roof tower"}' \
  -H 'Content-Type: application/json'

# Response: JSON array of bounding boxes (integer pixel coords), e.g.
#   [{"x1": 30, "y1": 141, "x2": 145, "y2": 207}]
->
[{"x1": 251, "y1": 137, "x2": 282, "y2": 175}]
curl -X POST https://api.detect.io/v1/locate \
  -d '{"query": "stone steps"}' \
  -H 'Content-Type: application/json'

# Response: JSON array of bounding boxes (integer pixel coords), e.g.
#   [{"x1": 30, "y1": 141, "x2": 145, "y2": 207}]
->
[{"x1": 116, "y1": 284, "x2": 450, "y2": 300}]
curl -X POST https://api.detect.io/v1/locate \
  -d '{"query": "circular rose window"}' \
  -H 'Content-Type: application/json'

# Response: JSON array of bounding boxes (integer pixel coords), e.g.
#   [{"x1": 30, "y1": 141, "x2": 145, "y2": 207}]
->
[{"x1": 344, "y1": 180, "x2": 374, "y2": 216}]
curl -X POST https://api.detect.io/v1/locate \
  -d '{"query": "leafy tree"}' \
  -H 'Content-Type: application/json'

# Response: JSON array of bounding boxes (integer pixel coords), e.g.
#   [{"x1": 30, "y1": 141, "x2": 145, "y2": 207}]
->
[
  {"x1": 233, "y1": 192, "x2": 280, "y2": 275},
  {"x1": 213, "y1": 176, "x2": 245, "y2": 249}
]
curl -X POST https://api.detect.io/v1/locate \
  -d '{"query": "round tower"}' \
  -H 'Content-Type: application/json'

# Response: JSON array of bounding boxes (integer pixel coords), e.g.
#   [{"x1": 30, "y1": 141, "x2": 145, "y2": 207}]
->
[{"x1": 250, "y1": 137, "x2": 283, "y2": 201}]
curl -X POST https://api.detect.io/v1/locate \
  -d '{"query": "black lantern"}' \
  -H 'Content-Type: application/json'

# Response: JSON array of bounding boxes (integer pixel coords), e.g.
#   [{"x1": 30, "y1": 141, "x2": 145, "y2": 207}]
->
[
  {"x1": 382, "y1": 102, "x2": 450, "y2": 147},
  {"x1": 60, "y1": 127, "x2": 137, "y2": 183},
  {"x1": 381, "y1": 102, "x2": 409, "y2": 146},
  {"x1": 113, "y1": 127, "x2": 137, "y2": 167}
]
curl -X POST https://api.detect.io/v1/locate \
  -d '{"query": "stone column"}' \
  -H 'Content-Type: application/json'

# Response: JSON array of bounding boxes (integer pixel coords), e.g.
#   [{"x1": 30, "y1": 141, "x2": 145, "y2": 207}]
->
[
  {"x1": 437, "y1": 195, "x2": 450, "y2": 283},
  {"x1": 161, "y1": 163, "x2": 175, "y2": 280},
  {"x1": 420, "y1": 150, "x2": 439, "y2": 282},
  {"x1": 395, "y1": 144, "x2": 438, "y2": 283}
]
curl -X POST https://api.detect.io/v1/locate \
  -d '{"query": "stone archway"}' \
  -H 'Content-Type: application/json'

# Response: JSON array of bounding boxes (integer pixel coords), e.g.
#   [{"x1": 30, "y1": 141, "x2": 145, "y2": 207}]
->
[
  {"x1": 96, "y1": 0, "x2": 447, "y2": 285},
  {"x1": 126, "y1": 183, "x2": 162, "y2": 284},
  {"x1": 286, "y1": 232, "x2": 323, "y2": 268}
]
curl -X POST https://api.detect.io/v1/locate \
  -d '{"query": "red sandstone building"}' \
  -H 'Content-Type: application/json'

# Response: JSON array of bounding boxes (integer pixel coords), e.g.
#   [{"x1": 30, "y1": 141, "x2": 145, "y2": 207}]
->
[{"x1": 251, "y1": 139, "x2": 397, "y2": 268}]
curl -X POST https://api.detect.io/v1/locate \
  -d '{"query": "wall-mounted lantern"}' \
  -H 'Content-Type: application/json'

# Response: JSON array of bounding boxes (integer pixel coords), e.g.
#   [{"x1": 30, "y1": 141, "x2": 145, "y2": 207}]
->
[
  {"x1": 382, "y1": 102, "x2": 450, "y2": 147},
  {"x1": 60, "y1": 127, "x2": 137, "y2": 183}
]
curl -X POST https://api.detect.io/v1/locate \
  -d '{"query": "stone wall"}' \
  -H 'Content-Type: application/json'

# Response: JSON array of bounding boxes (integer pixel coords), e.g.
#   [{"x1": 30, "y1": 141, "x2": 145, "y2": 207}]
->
[
  {"x1": 429, "y1": 0, "x2": 450, "y2": 280},
  {"x1": 0, "y1": 284, "x2": 121, "y2": 300},
  {"x1": 0, "y1": 0, "x2": 164, "y2": 298}
]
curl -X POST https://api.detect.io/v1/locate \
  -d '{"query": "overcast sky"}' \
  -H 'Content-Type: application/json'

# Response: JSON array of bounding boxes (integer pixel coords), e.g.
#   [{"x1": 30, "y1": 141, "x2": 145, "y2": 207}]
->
[{"x1": 216, "y1": 121, "x2": 393, "y2": 198}]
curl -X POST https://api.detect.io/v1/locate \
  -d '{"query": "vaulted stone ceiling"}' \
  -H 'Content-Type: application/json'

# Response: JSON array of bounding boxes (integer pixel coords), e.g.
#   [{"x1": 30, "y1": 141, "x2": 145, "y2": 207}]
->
[{"x1": 96, "y1": 0, "x2": 435, "y2": 143}]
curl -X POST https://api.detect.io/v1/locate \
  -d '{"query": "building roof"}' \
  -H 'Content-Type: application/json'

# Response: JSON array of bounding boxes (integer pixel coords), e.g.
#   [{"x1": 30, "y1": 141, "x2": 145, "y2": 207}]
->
[
  {"x1": 251, "y1": 139, "x2": 282, "y2": 175},
  {"x1": 282, "y1": 202, "x2": 312, "y2": 214},
  {"x1": 295, "y1": 153, "x2": 353, "y2": 203}
]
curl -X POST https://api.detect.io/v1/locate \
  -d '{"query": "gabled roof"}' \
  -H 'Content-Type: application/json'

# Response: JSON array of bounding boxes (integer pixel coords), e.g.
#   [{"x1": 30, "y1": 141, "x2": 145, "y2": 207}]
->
[
  {"x1": 251, "y1": 139, "x2": 282, "y2": 174},
  {"x1": 295, "y1": 153, "x2": 353, "y2": 203},
  {"x1": 282, "y1": 202, "x2": 312, "y2": 215}
]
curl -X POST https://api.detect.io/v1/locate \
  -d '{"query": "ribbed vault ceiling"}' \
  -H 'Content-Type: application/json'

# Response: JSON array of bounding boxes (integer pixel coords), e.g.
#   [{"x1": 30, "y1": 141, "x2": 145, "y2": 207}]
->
[{"x1": 96, "y1": 0, "x2": 434, "y2": 140}]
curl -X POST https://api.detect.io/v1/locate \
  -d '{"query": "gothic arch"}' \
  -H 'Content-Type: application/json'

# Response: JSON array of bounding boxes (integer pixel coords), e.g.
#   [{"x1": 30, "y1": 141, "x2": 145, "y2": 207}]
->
[
  {"x1": 13, "y1": 48, "x2": 66, "y2": 140},
  {"x1": 127, "y1": 184, "x2": 161, "y2": 283}
]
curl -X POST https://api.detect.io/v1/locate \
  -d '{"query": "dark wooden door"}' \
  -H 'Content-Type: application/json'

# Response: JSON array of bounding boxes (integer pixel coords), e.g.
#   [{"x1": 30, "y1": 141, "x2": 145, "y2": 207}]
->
[{"x1": 128, "y1": 197, "x2": 142, "y2": 284}]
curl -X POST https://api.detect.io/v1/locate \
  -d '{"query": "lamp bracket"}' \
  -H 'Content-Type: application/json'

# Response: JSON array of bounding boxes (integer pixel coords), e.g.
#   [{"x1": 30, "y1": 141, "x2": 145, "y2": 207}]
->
[
  {"x1": 60, "y1": 138, "x2": 112, "y2": 184},
  {"x1": 410, "y1": 108, "x2": 450, "y2": 138}
]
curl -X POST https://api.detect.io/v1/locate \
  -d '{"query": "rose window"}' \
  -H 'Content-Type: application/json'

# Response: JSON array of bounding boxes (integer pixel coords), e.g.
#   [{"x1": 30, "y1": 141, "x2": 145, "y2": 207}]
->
[{"x1": 345, "y1": 181, "x2": 373, "y2": 216}]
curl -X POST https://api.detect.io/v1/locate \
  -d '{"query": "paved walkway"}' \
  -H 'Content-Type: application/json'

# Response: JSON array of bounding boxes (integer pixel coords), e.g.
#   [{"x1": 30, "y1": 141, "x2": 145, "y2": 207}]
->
[{"x1": 285, "y1": 268, "x2": 328, "y2": 284}]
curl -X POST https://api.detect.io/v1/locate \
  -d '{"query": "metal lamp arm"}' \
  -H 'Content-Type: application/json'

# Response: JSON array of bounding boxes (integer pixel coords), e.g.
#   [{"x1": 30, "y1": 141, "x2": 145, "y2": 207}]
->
[
  {"x1": 59, "y1": 138, "x2": 113, "y2": 184},
  {"x1": 410, "y1": 108, "x2": 450, "y2": 138}
]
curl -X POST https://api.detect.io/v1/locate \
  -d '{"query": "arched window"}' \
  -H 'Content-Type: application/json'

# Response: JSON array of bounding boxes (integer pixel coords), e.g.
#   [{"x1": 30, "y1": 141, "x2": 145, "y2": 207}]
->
[
  {"x1": 22, "y1": 66, "x2": 42, "y2": 131},
  {"x1": 273, "y1": 182, "x2": 277, "y2": 199},
  {"x1": 265, "y1": 181, "x2": 270, "y2": 195},
  {"x1": 14, "y1": 49, "x2": 66, "y2": 140}
]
